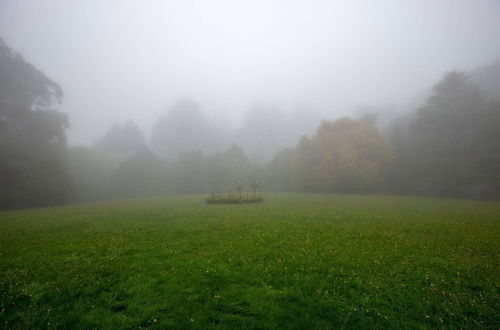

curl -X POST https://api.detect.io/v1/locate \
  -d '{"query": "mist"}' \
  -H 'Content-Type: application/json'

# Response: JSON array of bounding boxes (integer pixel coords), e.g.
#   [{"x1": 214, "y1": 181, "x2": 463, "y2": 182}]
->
[
  {"x1": 2, "y1": 0, "x2": 500, "y2": 209},
  {"x1": 2, "y1": 3, "x2": 500, "y2": 327},
  {"x1": 2, "y1": 0, "x2": 499, "y2": 147}
]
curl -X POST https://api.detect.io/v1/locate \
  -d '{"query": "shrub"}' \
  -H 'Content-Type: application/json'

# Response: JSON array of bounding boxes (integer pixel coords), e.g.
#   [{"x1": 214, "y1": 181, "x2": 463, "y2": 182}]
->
[{"x1": 205, "y1": 196, "x2": 263, "y2": 204}]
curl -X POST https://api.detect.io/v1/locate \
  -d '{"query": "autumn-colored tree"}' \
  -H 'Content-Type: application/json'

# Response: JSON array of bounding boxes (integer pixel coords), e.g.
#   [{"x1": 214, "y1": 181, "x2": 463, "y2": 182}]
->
[{"x1": 291, "y1": 118, "x2": 393, "y2": 192}]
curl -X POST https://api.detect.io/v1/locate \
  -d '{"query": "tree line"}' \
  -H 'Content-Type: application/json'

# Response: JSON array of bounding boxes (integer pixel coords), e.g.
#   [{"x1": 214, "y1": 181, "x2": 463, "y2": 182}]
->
[{"x1": 1, "y1": 38, "x2": 500, "y2": 210}]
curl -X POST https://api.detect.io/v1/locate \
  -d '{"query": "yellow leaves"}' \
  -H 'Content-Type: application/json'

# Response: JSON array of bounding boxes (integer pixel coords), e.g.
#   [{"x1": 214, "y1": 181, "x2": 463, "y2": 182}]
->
[{"x1": 291, "y1": 117, "x2": 393, "y2": 190}]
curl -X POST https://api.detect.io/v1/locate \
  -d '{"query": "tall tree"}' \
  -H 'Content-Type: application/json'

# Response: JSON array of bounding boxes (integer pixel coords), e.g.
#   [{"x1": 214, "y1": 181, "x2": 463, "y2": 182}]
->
[
  {"x1": 291, "y1": 118, "x2": 393, "y2": 192},
  {"x1": 0, "y1": 38, "x2": 73, "y2": 209},
  {"x1": 150, "y1": 98, "x2": 225, "y2": 158},
  {"x1": 236, "y1": 104, "x2": 291, "y2": 160},
  {"x1": 207, "y1": 145, "x2": 253, "y2": 195},
  {"x1": 94, "y1": 120, "x2": 145, "y2": 158},
  {"x1": 111, "y1": 147, "x2": 168, "y2": 199},
  {"x1": 264, "y1": 148, "x2": 294, "y2": 191},
  {"x1": 393, "y1": 71, "x2": 500, "y2": 198}
]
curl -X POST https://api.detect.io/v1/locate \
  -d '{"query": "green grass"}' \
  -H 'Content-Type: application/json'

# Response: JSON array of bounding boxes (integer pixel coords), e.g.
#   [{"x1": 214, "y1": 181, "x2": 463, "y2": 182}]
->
[{"x1": 0, "y1": 193, "x2": 499, "y2": 329}]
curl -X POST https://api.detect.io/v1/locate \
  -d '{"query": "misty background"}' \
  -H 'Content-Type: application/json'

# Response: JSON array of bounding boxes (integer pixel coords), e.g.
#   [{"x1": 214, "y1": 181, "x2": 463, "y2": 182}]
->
[
  {"x1": 1, "y1": 0, "x2": 500, "y2": 209},
  {"x1": 2, "y1": 0, "x2": 500, "y2": 146}
]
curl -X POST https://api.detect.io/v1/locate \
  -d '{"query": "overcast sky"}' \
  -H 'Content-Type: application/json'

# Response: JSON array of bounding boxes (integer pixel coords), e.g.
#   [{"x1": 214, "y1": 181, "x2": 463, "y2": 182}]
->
[{"x1": 1, "y1": 0, "x2": 500, "y2": 145}]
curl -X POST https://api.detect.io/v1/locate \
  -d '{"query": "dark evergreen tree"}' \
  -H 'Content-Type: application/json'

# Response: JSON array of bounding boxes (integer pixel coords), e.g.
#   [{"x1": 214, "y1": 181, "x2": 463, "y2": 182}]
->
[
  {"x1": 0, "y1": 38, "x2": 74, "y2": 209},
  {"x1": 390, "y1": 71, "x2": 500, "y2": 198}
]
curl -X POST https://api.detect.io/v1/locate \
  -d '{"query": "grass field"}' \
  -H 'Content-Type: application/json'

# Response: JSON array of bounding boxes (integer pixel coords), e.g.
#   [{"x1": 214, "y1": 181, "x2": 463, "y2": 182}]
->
[{"x1": 0, "y1": 193, "x2": 499, "y2": 329}]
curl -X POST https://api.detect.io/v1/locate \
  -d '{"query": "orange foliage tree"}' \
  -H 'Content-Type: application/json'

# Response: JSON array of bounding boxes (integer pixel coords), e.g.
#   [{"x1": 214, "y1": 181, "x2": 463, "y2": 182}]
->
[{"x1": 291, "y1": 117, "x2": 393, "y2": 192}]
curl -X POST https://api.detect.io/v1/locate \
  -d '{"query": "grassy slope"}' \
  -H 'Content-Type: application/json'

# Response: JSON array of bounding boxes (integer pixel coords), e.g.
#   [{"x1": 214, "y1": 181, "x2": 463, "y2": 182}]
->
[{"x1": 0, "y1": 193, "x2": 499, "y2": 329}]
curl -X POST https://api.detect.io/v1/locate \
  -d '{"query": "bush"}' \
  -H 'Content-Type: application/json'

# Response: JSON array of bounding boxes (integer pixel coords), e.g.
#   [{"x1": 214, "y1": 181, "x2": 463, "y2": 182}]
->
[{"x1": 205, "y1": 196, "x2": 264, "y2": 204}]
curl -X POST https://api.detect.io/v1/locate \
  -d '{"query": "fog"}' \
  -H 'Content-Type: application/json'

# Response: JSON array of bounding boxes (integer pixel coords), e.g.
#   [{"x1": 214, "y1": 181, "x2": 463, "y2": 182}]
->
[
  {"x1": 2, "y1": 1, "x2": 500, "y2": 209},
  {"x1": 3, "y1": 4, "x2": 500, "y2": 327},
  {"x1": 2, "y1": 0, "x2": 500, "y2": 146}
]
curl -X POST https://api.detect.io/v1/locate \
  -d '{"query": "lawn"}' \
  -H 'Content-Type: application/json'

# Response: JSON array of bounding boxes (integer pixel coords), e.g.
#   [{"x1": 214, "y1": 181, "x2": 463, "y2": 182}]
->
[{"x1": 0, "y1": 193, "x2": 499, "y2": 329}]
